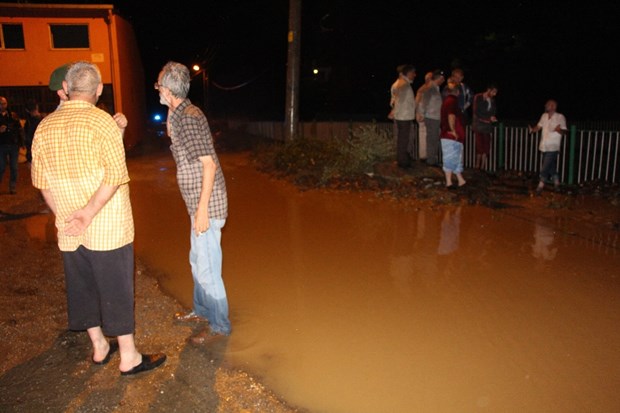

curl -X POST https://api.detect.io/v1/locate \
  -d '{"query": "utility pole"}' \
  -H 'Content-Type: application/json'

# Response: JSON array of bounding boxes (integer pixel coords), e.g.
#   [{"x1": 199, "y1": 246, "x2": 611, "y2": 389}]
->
[{"x1": 284, "y1": 0, "x2": 301, "y2": 141}]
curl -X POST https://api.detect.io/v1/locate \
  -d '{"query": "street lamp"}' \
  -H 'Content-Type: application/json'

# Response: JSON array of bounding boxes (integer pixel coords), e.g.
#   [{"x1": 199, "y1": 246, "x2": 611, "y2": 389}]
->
[{"x1": 192, "y1": 64, "x2": 208, "y2": 113}]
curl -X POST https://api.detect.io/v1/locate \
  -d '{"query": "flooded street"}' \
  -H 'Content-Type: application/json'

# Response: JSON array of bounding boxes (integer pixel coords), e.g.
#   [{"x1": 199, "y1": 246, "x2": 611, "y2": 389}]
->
[{"x1": 128, "y1": 150, "x2": 620, "y2": 413}]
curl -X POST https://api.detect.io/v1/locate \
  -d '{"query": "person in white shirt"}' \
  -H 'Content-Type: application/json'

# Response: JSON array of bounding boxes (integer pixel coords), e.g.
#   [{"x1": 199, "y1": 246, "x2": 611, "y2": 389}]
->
[
  {"x1": 389, "y1": 64, "x2": 416, "y2": 168},
  {"x1": 529, "y1": 99, "x2": 567, "y2": 193}
]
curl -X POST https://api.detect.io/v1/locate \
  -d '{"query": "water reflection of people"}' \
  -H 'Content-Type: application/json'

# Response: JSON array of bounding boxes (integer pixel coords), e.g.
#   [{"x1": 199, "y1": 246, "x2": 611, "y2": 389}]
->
[
  {"x1": 532, "y1": 220, "x2": 557, "y2": 261},
  {"x1": 437, "y1": 206, "x2": 462, "y2": 255},
  {"x1": 387, "y1": 209, "x2": 417, "y2": 297}
]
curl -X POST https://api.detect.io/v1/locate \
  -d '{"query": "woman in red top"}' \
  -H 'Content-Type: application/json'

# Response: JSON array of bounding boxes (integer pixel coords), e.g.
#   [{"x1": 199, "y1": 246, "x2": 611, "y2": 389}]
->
[{"x1": 440, "y1": 83, "x2": 466, "y2": 188}]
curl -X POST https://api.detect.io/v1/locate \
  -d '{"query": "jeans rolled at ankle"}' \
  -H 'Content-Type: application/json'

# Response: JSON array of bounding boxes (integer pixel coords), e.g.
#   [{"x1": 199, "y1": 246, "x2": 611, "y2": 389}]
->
[{"x1": 189, "y1": 217, "x2": 231, "y2": 335}]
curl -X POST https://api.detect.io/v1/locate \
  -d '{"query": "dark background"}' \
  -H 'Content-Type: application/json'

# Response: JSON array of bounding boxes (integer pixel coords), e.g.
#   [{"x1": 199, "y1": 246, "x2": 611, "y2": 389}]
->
[{"x1": 8, "y1": 0, "x2": 620, "y2": 122}]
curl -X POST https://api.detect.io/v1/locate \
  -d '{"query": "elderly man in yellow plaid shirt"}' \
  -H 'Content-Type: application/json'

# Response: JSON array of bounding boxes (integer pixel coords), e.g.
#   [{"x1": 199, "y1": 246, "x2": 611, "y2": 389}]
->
[{"x1": 31, "y1": 61, "x2": 166, "y2": 376}]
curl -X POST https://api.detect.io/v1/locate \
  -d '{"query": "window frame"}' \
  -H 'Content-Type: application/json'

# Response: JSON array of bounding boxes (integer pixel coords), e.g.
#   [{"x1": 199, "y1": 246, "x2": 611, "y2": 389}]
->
[
  {"x1": 1, "y1": 23, "x2": 26, "y2": 50},
  {"x1": 49, "y1": 23, "x2": 90, "y2": 50}
]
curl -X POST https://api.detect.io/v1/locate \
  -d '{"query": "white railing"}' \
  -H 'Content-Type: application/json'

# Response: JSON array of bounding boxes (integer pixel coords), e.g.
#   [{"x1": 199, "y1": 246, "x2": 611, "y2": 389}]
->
[{"x1": 226, "y1": 120, "x2": 620, "y2": 184}]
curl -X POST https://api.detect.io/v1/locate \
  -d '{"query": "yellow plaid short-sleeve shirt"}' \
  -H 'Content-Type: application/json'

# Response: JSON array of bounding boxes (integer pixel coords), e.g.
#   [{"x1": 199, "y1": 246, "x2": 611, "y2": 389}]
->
[{"x1": 31, "y1": 100, "x2": 134, "y2": 252}]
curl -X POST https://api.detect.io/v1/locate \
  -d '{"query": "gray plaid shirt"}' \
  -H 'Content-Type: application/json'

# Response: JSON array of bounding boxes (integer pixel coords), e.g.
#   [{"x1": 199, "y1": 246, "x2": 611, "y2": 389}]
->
[{"x1": 168, "y1": 99, "x2": 227, "y2": 219}]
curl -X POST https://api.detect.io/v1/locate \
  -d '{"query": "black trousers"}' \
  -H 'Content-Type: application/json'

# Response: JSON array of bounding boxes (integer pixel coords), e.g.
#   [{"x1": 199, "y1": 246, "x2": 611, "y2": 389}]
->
[
  {"x1": 395, "y1": 120, "x2": 413, "y2": 168},
  {"x1": 62, "y1": 243, "x2": 135, "y2": 336}
]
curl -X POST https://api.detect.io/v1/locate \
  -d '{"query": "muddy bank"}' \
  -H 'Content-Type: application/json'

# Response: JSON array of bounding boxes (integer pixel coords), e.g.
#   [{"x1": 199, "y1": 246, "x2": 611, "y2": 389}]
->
[
  {"x1": 0, "y1": 164, "x2": 303, "y2": 413},
  {"x1": 239, "y1": 123, "x2": 620, "y2": 214}
]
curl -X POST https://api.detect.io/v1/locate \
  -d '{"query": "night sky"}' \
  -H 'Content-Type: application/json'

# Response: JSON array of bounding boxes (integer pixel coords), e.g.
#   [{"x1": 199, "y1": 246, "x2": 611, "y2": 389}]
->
[{"x1": 9, "y1": 0, "x2": 620, "y2": 122}]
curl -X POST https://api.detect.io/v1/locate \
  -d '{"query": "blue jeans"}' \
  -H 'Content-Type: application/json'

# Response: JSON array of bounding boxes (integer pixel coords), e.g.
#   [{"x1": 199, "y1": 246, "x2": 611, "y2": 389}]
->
[
  {"x1": 189, "y1": 217, "x2": 231, "y2": 335},
  {"x1": 0, "y1": 144, "x2": 18, "y2": 190},
  {"x1": 540, "y1": 151, "x2": 559, "y2": 183},
  {"x1": 440, "y1": 139, "x2": 464, "y2": 174}
]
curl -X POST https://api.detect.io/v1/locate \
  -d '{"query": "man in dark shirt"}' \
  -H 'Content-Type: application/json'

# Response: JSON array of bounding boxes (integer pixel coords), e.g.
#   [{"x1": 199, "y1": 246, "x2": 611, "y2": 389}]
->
[
  {"x1": 472, "y1": 84, "x2": 498, "y2": 170},
  {"x1": 24, "y1": 99, "x2": 43, "y2": 163},
  {"x1": 443, "y1": 68, "x2": 474, "y2": 124},
  {"x1": 156, "y1": 61, "x2": 231, "y2": 344},
  {"x1": 0, "y1": 96, "x2": 24, "y2": 194}
]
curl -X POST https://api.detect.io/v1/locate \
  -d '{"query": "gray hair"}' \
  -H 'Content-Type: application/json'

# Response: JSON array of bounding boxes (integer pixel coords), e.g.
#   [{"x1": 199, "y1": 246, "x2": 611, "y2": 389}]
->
[
  {"x1": 160, "y1": 61, "x2": 190, "y2": 98},
  {"x1": 65, "y1": 61, "x2": 102, "y2": 96}
]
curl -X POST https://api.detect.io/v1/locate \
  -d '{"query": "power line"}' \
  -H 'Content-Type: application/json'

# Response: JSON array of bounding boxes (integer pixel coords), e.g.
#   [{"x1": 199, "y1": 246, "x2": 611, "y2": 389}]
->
[{"x1": 210, "y1": 71, "x2": 267, "y2": 91}]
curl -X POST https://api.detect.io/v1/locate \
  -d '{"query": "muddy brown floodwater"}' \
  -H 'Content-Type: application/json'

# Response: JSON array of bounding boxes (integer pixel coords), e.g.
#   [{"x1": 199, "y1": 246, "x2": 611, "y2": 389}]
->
[
  {"x1": 1, "y1": 158, "x2": 302, "y2": 413},
  {"x1": 128, "y1": 150, "x2": 620, "y2": 413}
]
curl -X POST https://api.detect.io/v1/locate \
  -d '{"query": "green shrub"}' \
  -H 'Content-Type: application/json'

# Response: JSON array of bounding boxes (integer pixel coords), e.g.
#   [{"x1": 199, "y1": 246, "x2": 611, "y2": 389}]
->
[
  {"x1": 254, "y1": 123, "x2": 395, "y2": 185},
  {"x1": 331, "y1": 123, "x2": 395, "y2": 177}
]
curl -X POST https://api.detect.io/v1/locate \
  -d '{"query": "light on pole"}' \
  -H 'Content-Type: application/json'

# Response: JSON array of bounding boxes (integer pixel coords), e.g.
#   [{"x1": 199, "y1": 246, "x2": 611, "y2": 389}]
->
[{"x1": 192, "y1": 64, "x2": 208, "y2": 113}]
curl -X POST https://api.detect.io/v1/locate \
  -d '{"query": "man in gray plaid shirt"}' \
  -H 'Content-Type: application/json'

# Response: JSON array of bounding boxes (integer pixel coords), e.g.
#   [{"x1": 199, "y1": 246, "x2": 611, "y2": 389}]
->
[{"x1": 156, "y1": 61, "x2": 231, "y2": 343}]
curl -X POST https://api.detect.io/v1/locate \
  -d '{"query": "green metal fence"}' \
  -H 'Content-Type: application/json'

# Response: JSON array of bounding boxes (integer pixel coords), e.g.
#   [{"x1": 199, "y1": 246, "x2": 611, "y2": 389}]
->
[{"x1": 228, "y1": 120, "x2": 620, "y2": 185}]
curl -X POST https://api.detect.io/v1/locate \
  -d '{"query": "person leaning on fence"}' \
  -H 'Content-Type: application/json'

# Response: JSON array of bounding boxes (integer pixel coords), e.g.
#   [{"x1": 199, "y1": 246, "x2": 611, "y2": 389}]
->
[
  {"x1": 528, "y1": 99, "x2": 567, "y2": 194},
  {"x1": 472, "y1": 84, "x2": 499, "y2": 171},
  {"x1": 389, "y1": 64, "x2": 417, "y2": 169}
]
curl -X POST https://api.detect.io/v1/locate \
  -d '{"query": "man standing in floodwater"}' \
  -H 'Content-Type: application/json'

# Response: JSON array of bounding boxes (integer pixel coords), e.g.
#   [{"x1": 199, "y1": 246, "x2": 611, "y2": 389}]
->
[
  {"x1": 529, "y1": 99, "x2": 567, "y2": 194},
  {"x1": 156, "y1": 61, "x2": 231, "y2": 344}
]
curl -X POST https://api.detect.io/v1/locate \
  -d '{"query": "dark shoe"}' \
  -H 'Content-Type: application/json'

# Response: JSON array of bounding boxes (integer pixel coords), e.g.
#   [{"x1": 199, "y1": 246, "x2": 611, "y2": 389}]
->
[
  {"x1": 120, "y1": 353, "x2": 167, "y2": 376},
  {"x1": 92, "y1": 340, "x2": 119, "y2": 365},
  {"x1": 189, "y1": 329, "x2": 228, "y2": 345},
  {"x1": 173, "y1": 310, "x2": 207, "y2": 324},
  {"x1": 446, "y1": 184, "x2": 457, "y2": 190}
]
